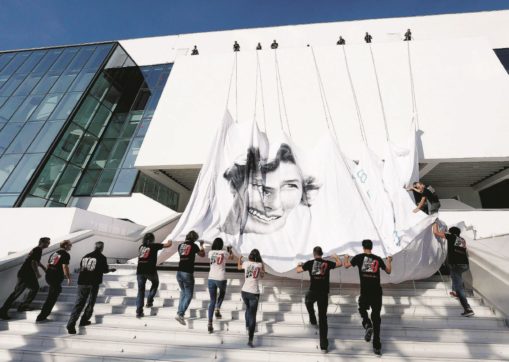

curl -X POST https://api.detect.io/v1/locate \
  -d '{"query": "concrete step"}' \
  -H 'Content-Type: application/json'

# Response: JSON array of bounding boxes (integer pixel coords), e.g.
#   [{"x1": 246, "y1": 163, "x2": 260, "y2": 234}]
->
[
  {"x1": 3, "y1": 318, "x2": 509, "y2": 344},
  {"x1": 34, "y1": 290, "x2": 485, "y2": 307},
  {"x1": 24, "y1": 298, "x2": 496, "y2": 319},
  {"x1": 12, "y1": 307, "x2": 507, "y2": 331},
  {"x1": 1, "y1": 330, "x2": 508, "y2": 360}
]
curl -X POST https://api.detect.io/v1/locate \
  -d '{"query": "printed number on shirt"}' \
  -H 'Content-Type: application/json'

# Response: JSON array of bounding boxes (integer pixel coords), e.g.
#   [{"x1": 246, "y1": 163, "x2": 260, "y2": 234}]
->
[
  {"x1": 311, "y1": 260, "x2": 328, "y2": 276},
  {"x1": 49, "y1": 253, "x2": 61, "y2": 266},
  {"x1": 81, "y1": 257, "x2": 97, "y2": 271},
  {"x1": 179, "y1": 244, "x2": 192, "y2": 256},
  {"x1": 246, "y1": 265, "x2": 260, "y2": 279},
  {"x1": 139, "y1": 246, "x2": 151, "y2": 259},
  {"x1": 211, "y1": 252, "x2": 224, "y2": 265},
  {"x1": 361, "y1": 257, "x2": 379, "y2": 273}
]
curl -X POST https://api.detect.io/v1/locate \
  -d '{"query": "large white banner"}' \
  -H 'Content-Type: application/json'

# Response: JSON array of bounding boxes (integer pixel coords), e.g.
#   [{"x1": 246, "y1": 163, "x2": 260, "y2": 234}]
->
[{"x1": 160, "y1": 111, "x2": 443, "y2": 282}]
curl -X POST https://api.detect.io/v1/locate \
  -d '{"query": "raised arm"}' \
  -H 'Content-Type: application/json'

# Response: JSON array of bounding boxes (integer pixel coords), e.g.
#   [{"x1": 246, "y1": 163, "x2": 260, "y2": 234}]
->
[
  {"x1": 226, "y1": 246, "x2": 234, "y2": 260},
  {"x1": 197, "y1": 241, "x2": 205, "y2": 257},
  {"x1": 237, "y1": 255, "x2": 244, "y2": 270},
  {"x1": 333, "y1": 254, "x2": 342, "y2": 268},
  {"x1": 343, "y1": 255, "x2": 352, "y2": 269},
  {"x1": 385, "y1": 256, "x2": 392, "y2": 274},
  {"x1": 414, "y1": 196, "x2": 427, "y2": 213},
  {"x1": 162, "y1": 240, "x2": 172, "y2": 248},
  {"x1": 432, "y1": 222, "x2": 446, "y2": 239},
  {"x1": 296, "y1": 262, "x2": 304, "y2": 273}
]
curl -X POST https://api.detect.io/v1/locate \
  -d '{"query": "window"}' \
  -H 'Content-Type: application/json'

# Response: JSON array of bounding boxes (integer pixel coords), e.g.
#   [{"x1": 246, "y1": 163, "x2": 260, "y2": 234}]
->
[
  {"x1": 0, "y1": 154, "x2": 22, "y2": 188},
  {"x1": 1, "y1": 153, "x2": 43, "y2": 192},
  {"x1": 5, "y1": 121, "x2": 43, "y2": 154}
]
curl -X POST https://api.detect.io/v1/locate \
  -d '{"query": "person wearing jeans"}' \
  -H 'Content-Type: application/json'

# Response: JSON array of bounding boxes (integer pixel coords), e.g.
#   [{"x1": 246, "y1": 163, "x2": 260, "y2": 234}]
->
[
  {"x1": 174, "y1": 231, "x2": 205, "y2": 325},
  {"x1": 0, "y1": 237, "x2": 50, "y2": 320},
  {"x1": 297, "y1": 246, "x2": 341, "y2": 353},
  {"x1": 238, "y1": 249, "x2": 264, "y2": 348},
  {"x1": 433, "y1": 223, "x2": 474, "y2": 317},
  {"x1": 66, "y1": 242, "x2": 116, "y2": 334},
  {"x1": 135, "y1": 233, "x2": 172, "y2": 318},
  {"x1": 207, "y1": 238, "x2": 234, "y2": 333}
]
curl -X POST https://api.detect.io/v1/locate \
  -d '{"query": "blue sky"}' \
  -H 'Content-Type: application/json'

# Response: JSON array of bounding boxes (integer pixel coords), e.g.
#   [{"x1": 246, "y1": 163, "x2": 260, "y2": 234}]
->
[{"x1": 1, "y1": 0, "x2": 508, "y2": 50}]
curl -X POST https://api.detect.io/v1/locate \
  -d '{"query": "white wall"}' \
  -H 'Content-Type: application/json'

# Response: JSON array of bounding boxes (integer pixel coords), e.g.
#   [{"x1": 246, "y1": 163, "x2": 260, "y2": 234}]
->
[
  {"x1": 71, "y1": 193, "x2": 179, "y2": 226},
  {"x1": 0, "y1": 208, "x2": 144, "y2": 257},
  {"x1": 136, "y1": 36, "x2": 509, "y2": 170},
  {"x1": 434, "y1": 186, "x2": 482, "y2": 208},
  {"x1": 120, "y1": 10, "x2": 509, "y2": 66}
]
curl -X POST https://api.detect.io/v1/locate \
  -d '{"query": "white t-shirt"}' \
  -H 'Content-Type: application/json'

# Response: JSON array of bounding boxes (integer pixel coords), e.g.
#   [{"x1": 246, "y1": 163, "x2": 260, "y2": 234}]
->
[
  {"x1": 208, "y1": 250, "x2": 227, "y2": 281},
  {"x1": 241, "y1": 261, "x2": 263, "y2": 294}
]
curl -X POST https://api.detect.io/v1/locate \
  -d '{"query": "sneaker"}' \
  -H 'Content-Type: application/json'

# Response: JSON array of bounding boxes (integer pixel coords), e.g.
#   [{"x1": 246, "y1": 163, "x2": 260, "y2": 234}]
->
[
  {"x1": 364, "y1": 326, "x2": 373, "y2": 342},
  {"x1": 79, "y1": 321, "x2": 92, "y2": 327},
  {"x1": 146, "y1": 302, "x2": 153, "y2": 308},
  {"x1": 321, "y1": 348, "x2": 328, "y2": 354},
  {"x1": 461, "y1": 309, "x2": 475, "y2": 317},
  {"x1": 215, "y1": 309, "x2": 222, "y2": 319},
  {"x1": 247, "y1": 340, "x2": 254, "y2": 348},
  {"x1": 36, "y1": 316, "x2": 49, "y2": 323},
  {"x1": 208, "y1": 323, "x2": 213, "y2": 334},
  {"x1": 0, "y1": 311, "x2": 11, "y2": 320},
  {"x1": 373, "y1": 346, "x2": 382, "y2": 356},
  {"x1": 449, "y1": 291, "x2": 458, "y2": 298},
  {"x1": 175, "y1": 314, "x2": 186, "y2": 325},
  {"x1": 67, "y1": 326, "x2": 77, "y2": 335},
  {"x1": 136, "y1": 312, "x2": 144, "y2": 319}
]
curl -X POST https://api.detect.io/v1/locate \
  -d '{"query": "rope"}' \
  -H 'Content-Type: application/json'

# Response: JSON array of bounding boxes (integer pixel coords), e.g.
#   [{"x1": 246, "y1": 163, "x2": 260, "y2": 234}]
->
[
  {"x1": 368, "y1": 44, "x2": 390, "y2": 141},
  {"x1": 406, "y1": 41, "x2": 420, "y2": 130},
  {"x1": 224, "y1": 54, "x2": 237, "y2": 112},
  {"x1": 254, "y1": 50, "x2": 267, "y2": 133},
  {"x1": 273, "y1": 50, "x2": 292, "y2": 137},
  {"x1": 235, "y1": 52, "x2": 239, "y2": 122},
  {"x1": 340, "y1": 45, "x2": 368, "y2": 144},
  {"x1": 310, "y1": 46, "x2": 339, "y2": 141}
]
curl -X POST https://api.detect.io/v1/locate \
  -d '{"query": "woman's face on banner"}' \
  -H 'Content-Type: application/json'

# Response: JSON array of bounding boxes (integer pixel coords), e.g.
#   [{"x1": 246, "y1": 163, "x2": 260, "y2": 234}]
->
[{"x1": 244, "y1": 161, "x2": 303, "y2": 234}]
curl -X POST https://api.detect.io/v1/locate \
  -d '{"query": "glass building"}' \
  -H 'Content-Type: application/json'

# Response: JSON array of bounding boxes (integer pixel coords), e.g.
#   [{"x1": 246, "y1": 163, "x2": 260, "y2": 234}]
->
[{"x1": 0, "y1": 43, "x2": 177, "y2": 209}]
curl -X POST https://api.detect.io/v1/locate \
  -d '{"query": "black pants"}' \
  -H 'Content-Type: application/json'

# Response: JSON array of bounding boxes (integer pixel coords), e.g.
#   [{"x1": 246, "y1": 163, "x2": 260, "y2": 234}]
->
[
  {"x1": 305, "y1": 290, "x2": 329, "y2": 350},
  {"x1": 67, "y1": 284, "x2": 99, "y2": 328},
  {"x1": 358, "y1": 293, "x2": 382, "y2": 348},
  {"x1": 37, "y1": 278, "x2": 63, "y2": 320},
  {"x1": 241, "y1": 291, "x2": 259, "y2": 341},
  {"x1": 0, "y1": 275, "x2": 39, "y2": 313}
]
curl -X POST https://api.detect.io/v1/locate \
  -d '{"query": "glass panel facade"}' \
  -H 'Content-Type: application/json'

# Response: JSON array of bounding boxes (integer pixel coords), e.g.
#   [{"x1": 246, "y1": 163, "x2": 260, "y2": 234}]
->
[
  {"x1": 133, "y1": 173, "x2": 179, "y2": 210},
  {"x1": 23, "y1": 45, "x2": 143, "y2": 206},
  {"x1": 73, "y1": 63, "x2": 172, "y2": 198},
  {"x1": 0, "y1": 43, "x2": 113, "y2": 207}
]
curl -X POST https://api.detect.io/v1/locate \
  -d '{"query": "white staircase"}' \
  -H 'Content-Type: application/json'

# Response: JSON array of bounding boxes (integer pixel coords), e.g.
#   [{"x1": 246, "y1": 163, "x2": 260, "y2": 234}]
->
[{"x1": 1, "y1": 264, "x2": 508, "y2": 361}]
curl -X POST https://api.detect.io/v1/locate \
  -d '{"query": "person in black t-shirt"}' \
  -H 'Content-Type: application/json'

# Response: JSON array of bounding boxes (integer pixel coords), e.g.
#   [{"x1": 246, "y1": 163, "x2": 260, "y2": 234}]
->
[
  {"x1": 409, "y1": 181, "x2": 441, "y2": 214},
  {"x1": 344, "y1": 239, "x2": 392, "y2": 356},
  {"x1": 66, "y1": 241, "x2": 116, "y2": 334},
  {"x1": 135, "y1": 233, "x2": 172, "y2": 318},
  {"x1": 297, "y1": 246, "x2": 341, "y2": 353},
  {"x1": 175, "y1": 230, "x2": 205, "y2": 325},
  {"x1": 36, "y1": 240, "x2": 72, "y2": 322},
  {"x1": 0, "y1": 237, "x2": 51, "y2": 320},
  {"x1": 433, "y1": 223, "x2": 474, "y2": 317}
]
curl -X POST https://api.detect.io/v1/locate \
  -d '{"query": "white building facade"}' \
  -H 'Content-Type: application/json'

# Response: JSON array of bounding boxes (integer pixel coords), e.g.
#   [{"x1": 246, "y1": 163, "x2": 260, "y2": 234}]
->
[{"x1": 0, "y1": 9, "x2": 508, "y2": 257}]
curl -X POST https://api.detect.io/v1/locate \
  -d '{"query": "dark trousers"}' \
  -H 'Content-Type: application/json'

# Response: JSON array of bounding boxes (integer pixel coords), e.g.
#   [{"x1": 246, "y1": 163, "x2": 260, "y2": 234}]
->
[
  {"x1": 37, "y1": 279, "x2": 62, "y2": 320},
  {"x1": 176, "y1": 271, "x2": 195, "y2": 317},
  {"x1": 67, "y1": 284, "x2": 99, "y2": 328},
  {"x1": 0, "y1": 276, "x2": 39, "y2": 313},
  {"x1": 449, "y1": 264, "x2": 471, "y2": 311},
  {"x1": 358, "y1": 293, "x2": 382, "y2": 348},
  {"x1": 208, "y1": 279, "x2": 227, "y2": 322},
  {"x1": 136, "y1": 273, "x2": 159, "y2": 314},
  {"x1": 305, "y1": 290, "x2": 329, "y2": 350},
  {"x1": 241, "y1": 291, "x2": 259, "y2": 341}
]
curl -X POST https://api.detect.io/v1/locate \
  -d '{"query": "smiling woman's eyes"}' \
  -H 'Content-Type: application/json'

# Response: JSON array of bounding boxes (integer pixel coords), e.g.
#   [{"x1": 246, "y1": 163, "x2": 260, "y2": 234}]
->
[{"x1": 281, "y1": 183, "x2": 300, "y2": 190}]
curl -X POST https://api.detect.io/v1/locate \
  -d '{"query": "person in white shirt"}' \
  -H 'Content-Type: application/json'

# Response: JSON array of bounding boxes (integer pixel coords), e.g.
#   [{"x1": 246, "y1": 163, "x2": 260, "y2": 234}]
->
[
  {"x1": 207, "y1": 238, "x2": 234, "y2": 333},
  {"x1": 238, "y1": 249, "x2": 265, "y2": 348}
]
